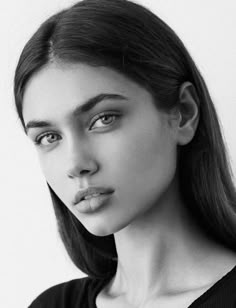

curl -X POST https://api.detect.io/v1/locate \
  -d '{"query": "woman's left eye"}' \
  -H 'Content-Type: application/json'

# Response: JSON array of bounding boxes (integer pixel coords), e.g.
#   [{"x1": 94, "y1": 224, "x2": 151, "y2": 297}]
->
[{"x1": 89, "y1": 112, "x2": 121, "y2": 130}]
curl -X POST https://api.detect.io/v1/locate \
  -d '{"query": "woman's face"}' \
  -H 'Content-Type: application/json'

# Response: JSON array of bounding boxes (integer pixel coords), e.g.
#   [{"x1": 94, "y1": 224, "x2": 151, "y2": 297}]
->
[{"x1": 23, "y1": 63, "x2": 178, "y2": 236}]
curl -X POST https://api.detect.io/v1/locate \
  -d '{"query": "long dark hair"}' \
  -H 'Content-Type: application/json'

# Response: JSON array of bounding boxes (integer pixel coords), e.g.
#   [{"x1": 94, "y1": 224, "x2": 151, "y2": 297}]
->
[{"x1": 14, "y1": 0, "x2": 236, "y2": 279}]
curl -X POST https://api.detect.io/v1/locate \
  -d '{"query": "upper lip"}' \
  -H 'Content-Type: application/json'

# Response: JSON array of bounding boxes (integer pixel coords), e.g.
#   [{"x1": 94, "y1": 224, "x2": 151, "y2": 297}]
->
[{"x1": 73, "y1": 186, "x2": 114, "y2": 205}]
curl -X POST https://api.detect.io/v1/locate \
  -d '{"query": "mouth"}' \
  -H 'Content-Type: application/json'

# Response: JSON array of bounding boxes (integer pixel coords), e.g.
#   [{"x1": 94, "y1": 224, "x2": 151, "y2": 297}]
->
[
  {"x1": 74, "y1": 191, "x2": 114, "y2": 214},
  {"x1": 80, "y1": 192, "x2": 107, "y2": 201},
  {"x1": 73, "y1": 186, "x2": 115, "y2": 205}
]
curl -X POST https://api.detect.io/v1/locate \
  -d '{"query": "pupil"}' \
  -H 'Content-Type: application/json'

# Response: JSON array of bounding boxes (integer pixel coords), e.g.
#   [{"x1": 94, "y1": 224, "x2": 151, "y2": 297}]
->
[{"x1": 103, "y1": 115, "x2": 112, "y2": 124}]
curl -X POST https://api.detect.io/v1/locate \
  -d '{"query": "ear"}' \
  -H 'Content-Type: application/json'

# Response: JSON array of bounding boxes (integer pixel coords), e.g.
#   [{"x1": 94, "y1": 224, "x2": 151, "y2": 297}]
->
[{"x1": 174, "y1": 81, "x2": 200, "y2": 146}]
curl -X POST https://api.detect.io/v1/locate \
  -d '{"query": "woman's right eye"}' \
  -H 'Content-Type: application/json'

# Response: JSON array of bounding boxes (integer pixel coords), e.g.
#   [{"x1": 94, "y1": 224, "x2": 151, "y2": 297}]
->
[{"x1": 34, "y1": 132, "x2": 61, "y2": 147}]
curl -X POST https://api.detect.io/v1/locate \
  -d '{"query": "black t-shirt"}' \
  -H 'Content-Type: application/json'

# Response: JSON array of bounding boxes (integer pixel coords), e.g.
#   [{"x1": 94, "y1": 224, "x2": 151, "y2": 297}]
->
[{"x1": 28, "y1": 265, "x2": 236, "y2": 307}]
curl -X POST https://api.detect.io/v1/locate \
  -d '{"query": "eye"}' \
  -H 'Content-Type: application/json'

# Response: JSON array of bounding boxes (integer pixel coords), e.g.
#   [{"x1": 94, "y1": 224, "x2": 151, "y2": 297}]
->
[
  {"x1": 34, "y1": 132, "x2": 61, "y2": 147},
  {"x1": 89, "y1": 112, "x2": 121, "y2": 130}
]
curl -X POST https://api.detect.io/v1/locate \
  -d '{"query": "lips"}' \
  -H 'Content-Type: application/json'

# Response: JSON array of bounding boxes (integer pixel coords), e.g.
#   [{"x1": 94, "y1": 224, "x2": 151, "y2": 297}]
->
[{"x1": 72, "y1": 186, "x2": 115, "y2": 205}]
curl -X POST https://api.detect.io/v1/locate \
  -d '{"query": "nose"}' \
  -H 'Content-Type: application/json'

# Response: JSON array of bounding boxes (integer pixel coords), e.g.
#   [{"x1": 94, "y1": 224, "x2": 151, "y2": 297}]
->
[{"x1": 66, "y1": 136, "x2": 99, "y2": 179}]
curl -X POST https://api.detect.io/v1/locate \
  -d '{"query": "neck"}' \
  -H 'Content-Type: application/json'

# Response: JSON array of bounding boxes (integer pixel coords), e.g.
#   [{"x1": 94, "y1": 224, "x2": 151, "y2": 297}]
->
[{"x1": 106, "y1": 178, "x2": 236, "y2": 306}]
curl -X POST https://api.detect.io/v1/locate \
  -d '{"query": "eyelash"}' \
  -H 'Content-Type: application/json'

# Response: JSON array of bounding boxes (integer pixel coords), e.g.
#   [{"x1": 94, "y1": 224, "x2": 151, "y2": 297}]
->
[{"x1": 33, "y1": 112, "x2": 121, "y2": 146}]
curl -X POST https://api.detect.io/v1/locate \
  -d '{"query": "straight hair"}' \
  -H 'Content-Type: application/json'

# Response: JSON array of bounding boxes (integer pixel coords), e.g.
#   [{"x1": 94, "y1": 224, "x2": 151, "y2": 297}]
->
[{"x1": 14, "y1": 0, "x2": 236, "y2": 279}]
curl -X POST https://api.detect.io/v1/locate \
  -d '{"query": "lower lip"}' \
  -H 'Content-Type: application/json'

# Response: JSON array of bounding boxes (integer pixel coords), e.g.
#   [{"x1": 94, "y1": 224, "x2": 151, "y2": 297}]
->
[{"x1": 74, "y1": 193, "x2": 114, "y2": 213}]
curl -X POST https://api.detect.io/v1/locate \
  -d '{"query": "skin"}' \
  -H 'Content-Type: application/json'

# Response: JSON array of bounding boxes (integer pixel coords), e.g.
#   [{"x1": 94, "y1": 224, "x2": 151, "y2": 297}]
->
[{"x1": 23, "y1": 63, "x2": 236, "y2": 307}]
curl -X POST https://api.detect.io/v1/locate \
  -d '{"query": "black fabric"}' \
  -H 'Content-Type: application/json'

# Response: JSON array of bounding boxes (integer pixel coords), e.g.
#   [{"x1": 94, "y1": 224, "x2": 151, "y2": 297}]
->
[{"x1": 28, "y1": 265, "x2": 236, "y2": 307}]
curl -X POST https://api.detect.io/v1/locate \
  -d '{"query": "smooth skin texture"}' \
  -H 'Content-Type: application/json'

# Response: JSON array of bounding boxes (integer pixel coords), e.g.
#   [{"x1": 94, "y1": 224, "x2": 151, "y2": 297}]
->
[{"x1": 23, "y1": 63, "x2": 236, "y2": 308}]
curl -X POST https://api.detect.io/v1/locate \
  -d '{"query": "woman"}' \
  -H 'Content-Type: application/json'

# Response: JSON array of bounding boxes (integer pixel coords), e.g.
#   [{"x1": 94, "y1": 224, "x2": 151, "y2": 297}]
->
[{"x1": 14, "y1": 0, "x2": 236, "y2": 307}]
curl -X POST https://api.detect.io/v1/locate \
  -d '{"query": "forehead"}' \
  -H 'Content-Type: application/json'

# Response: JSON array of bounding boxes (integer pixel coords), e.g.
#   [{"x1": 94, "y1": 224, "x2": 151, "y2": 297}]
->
[{"x1": 22, "y1": 63, "x2": 153, "y2": 123}]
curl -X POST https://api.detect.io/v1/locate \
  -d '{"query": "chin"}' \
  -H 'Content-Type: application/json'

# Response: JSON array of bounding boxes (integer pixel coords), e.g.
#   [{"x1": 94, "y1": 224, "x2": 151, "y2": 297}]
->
[
  {"x1": 86, "y1": 225, "x2": 114, "y2": 237},
  {"x1": 85, "y1": 218, "x2": 128, "y2": 237}
]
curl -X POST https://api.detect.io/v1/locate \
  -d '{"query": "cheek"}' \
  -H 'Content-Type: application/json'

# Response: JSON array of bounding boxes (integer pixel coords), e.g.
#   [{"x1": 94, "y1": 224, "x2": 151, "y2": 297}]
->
[
  {"x1": 37, "y1": 153, "x2": 65, "y2": 195},
  {"x1": 108, "y1": 123, "x2": 176, "y2": 181},
  {"x1": 104, "y1": 122, "x2": 177, "y2": 208}
]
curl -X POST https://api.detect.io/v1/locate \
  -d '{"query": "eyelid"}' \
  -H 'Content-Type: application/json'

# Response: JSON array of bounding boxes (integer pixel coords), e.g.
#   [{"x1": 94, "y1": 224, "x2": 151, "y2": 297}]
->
[
  {"x1": 33, "y1": 110, "x2": 122, "y2": 146},
  {"x1": 34, "y1": 131, "x2": 60, "y2": 146},
  {"x1": 88, "y1": 110, "x2": 122, "y2": 130}
]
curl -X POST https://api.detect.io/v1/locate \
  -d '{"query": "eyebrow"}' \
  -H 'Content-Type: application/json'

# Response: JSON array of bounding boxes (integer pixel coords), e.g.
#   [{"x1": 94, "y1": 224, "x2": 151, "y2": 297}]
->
[{"x1": 25, "y1": 93, "x2": 128, "y2": 134}]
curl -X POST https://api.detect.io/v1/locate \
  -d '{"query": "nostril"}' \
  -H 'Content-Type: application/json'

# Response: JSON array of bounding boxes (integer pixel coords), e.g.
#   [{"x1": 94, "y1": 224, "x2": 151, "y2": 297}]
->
[
  {"x1": 67, "y1": 173, "x2": 74, "y2": 179},
  {"x1": 67, "y1": 162, "x2": 99, "y2": 179},
  {"x1": 80, "y1": 169, "x2": 90, "y2": 175},
  {"x1": 67, "y1": 169, "x2": 90, "y2": 178}
]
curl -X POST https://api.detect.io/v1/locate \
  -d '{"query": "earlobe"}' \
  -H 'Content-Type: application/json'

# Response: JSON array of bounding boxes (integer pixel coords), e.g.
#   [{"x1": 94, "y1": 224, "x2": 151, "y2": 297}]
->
[{"x1": 176, "y1": 81, "x2": 200, "y2": 145}]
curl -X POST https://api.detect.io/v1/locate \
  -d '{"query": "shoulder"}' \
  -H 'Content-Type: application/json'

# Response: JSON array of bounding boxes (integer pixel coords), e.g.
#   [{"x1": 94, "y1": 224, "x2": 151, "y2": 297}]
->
[{"x1": 28, "y1": 276, "x2": 96, "y2": 308}]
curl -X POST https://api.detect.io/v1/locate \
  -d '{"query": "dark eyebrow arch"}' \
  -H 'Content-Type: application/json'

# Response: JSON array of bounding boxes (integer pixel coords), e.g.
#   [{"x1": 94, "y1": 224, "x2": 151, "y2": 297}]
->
[{"x1": 25, "y1": 93, "x2": 128, "y2": 134}]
